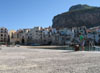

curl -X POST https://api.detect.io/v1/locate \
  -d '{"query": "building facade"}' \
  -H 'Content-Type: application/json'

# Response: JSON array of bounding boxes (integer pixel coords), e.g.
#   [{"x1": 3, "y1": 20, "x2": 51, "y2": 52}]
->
[
  {"x1": 8, "y1": 26, "x2": 100, "y2": 46},
  {"x1": 0, "y1": 27, "x2": 8, "y2": 44}
]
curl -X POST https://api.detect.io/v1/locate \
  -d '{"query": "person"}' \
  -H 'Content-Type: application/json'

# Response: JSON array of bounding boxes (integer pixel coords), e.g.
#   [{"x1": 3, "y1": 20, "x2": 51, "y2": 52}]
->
[
  {"x1": 79, "y1": 33, "x2": 85, "y2": 51},
  {"x1": 74, "y1": 44, "x2": 80, "y2": 51}
]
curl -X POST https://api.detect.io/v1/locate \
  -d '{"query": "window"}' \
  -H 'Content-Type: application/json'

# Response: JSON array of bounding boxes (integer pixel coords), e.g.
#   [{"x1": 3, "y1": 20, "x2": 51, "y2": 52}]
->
[
  {"x1": 4, "y1": 38, "x2": 6, "y2": 42},
  {"x1": 4, "y1": 34, "x2": 6, "y2": 37},
  {"x1": 0, "y1": 29, "x2": 3, "y2": 32},
  {"x1": 1, "y1": 34, "x2": 3, "y2": 36},
  {"x1": 5, "y1": 30, "x2": 7, "y2": 33}
]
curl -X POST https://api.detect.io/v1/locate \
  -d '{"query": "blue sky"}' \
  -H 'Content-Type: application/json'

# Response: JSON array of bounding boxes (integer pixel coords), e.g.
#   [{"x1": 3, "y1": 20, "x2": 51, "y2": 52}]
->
[{"x1": 0, "y1": 0, "x2": 100, "y2": 30}]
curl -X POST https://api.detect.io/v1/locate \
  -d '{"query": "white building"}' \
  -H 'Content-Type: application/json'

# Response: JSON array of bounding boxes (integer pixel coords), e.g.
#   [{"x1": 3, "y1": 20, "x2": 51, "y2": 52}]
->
[
  {"x1": 87, "y1": 27, "x2": 100, "y2": 44},
  {"x1": 27, "y1": 27, "x2": 42, "y2": 45}
]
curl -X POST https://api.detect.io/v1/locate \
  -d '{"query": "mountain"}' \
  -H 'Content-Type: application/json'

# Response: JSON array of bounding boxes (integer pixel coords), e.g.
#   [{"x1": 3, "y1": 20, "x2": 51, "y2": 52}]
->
[
  {"x1": 52, "y1": 4, "x2": 100, "y2": 29},
  {"x1": 69, "y1": 4, "x2": 95, "y2": 11}
]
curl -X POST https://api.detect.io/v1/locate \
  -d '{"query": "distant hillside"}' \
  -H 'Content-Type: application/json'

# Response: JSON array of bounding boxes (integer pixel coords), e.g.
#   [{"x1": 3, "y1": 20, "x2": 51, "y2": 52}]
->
[
  {"x1": 69, "y1": 4, "x2": 95, "y2": 11},
  {"x1": 52, "y1": 4, "x2": 100, "y2": 29}
]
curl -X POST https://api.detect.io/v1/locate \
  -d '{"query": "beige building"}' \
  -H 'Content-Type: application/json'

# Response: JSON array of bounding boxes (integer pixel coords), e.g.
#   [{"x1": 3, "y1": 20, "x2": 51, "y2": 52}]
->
[
  {"x1": 0, "y1": 27, "x2": 8, "y2": 44},
  {"x1": 14, "y1": 29, "x2": 30, "y2": 45},
  {"x1": 9, "y1": 29, "x2": 30, "y2": 45},
  {"x1": 9, "y1": 30, "x2": 16, "y2": 44}
]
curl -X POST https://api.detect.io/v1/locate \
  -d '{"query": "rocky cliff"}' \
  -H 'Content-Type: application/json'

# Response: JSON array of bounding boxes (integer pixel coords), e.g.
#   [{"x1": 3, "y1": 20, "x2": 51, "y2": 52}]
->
[{"x1": 52, "y1": 4, "x2": 100, "y2": 29}]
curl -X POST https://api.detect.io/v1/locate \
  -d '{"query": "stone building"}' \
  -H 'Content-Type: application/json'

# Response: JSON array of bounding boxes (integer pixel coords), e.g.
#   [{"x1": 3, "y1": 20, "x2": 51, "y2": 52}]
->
[
  {"x1": 0, "y1": 27, "x2": 8, "y2": 44},
  {"x1": 15, "y1": 29, "x2": 30, "y2": 45},
  {"x1": 9, "y1": 30, "x2": 16, "y2": 44},
  {"x1": 9, "y1": 29, "x2": 30, "y2": 45}
]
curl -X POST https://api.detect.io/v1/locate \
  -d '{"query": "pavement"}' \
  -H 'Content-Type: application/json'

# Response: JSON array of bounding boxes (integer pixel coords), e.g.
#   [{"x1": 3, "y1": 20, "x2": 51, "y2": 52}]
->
[{"x1": 0, "y1": 46, "x2": 100, "y2": 73}]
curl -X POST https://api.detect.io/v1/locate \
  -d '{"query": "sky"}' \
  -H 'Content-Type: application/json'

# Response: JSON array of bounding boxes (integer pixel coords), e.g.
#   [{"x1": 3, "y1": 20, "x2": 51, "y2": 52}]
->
[{"x1": 0, "y1": 0, "x2": 100, "y2": 30}]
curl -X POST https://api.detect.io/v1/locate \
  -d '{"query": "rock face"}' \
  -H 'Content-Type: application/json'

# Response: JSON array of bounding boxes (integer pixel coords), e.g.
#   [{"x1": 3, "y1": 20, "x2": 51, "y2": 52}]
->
[
  {"x1": 52, "y1": 4, "x2": 100, "y2": 29},
  {"x1": 69, "y1": 4, "x2": 94, "y2": 11}
]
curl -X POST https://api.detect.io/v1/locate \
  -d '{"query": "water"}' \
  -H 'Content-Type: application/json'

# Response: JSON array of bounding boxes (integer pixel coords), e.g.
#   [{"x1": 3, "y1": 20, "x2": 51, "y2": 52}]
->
[
  {"x1": 85, "y1": 46, "x2": 100, "y2": 51},
  {"x1": 51, "y1": 46, "x2": 100, "y2": 51},
  {"x1": 29, "y1": 46, "x2": 100, "y2": 51}
]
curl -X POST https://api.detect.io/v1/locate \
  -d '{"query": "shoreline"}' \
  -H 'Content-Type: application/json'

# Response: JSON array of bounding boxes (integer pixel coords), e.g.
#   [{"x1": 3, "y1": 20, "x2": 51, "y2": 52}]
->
[{"x1": 20, "y1": 45, "x2": 68, "y2": 49}]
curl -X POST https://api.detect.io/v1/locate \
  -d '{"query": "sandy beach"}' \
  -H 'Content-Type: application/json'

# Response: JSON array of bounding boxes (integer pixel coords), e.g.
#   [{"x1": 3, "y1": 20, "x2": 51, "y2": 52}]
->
[{"x1": 0, "y1": 46, "x2": 100, "y2": 73}]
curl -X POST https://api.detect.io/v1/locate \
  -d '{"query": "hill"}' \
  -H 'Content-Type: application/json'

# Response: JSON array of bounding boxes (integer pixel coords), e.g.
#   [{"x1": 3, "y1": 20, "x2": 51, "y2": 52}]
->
[{"x1": 52, "y1": 4, "x2": 100, "y2": 29}]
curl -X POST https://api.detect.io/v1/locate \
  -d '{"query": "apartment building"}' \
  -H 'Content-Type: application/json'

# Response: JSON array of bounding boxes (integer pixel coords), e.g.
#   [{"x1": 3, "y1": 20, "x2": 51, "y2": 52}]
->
[
  {"x1": 27, "y1": 27, "x2": 42, "y2": 45},
  {"x1": 0, "y1": 27, "x2": 8, "y2": 44},
  {"x1": 9, "y1": 30, "x2": 16, "y2": 44}
]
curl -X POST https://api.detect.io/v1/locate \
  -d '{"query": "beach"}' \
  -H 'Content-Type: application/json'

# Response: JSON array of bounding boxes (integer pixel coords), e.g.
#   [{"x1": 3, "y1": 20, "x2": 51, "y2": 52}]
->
[{"x1": 0, "y1": 46, "x2": 100, "y2": 73}]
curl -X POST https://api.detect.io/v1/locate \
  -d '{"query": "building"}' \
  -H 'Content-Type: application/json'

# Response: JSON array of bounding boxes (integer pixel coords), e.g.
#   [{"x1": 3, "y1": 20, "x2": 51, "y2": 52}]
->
[
  {"x1": 0, "y1": 27, "x2": 8, "y2": 44},
  {"x1": 8, "y1": 26, "x2": 95, "y2": 45},
  {"x1": 87, "y1": 26, "x2": 100, "y2": 44},
  {"x1": 9, "y1": 29, "x2": 30, "y2": 45},
  {"x1": 15, "y1": 29, "x2": 30, "y2": 45},
  {"x1": 27, "y1": 27, "x2": 42, "y2": 45},
  {"x1": 9, "y1": 30, "x2": 16, "y2": 44},
  {"x1": 41, "y1": 27, "x2": 74, "y2": 45}
]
